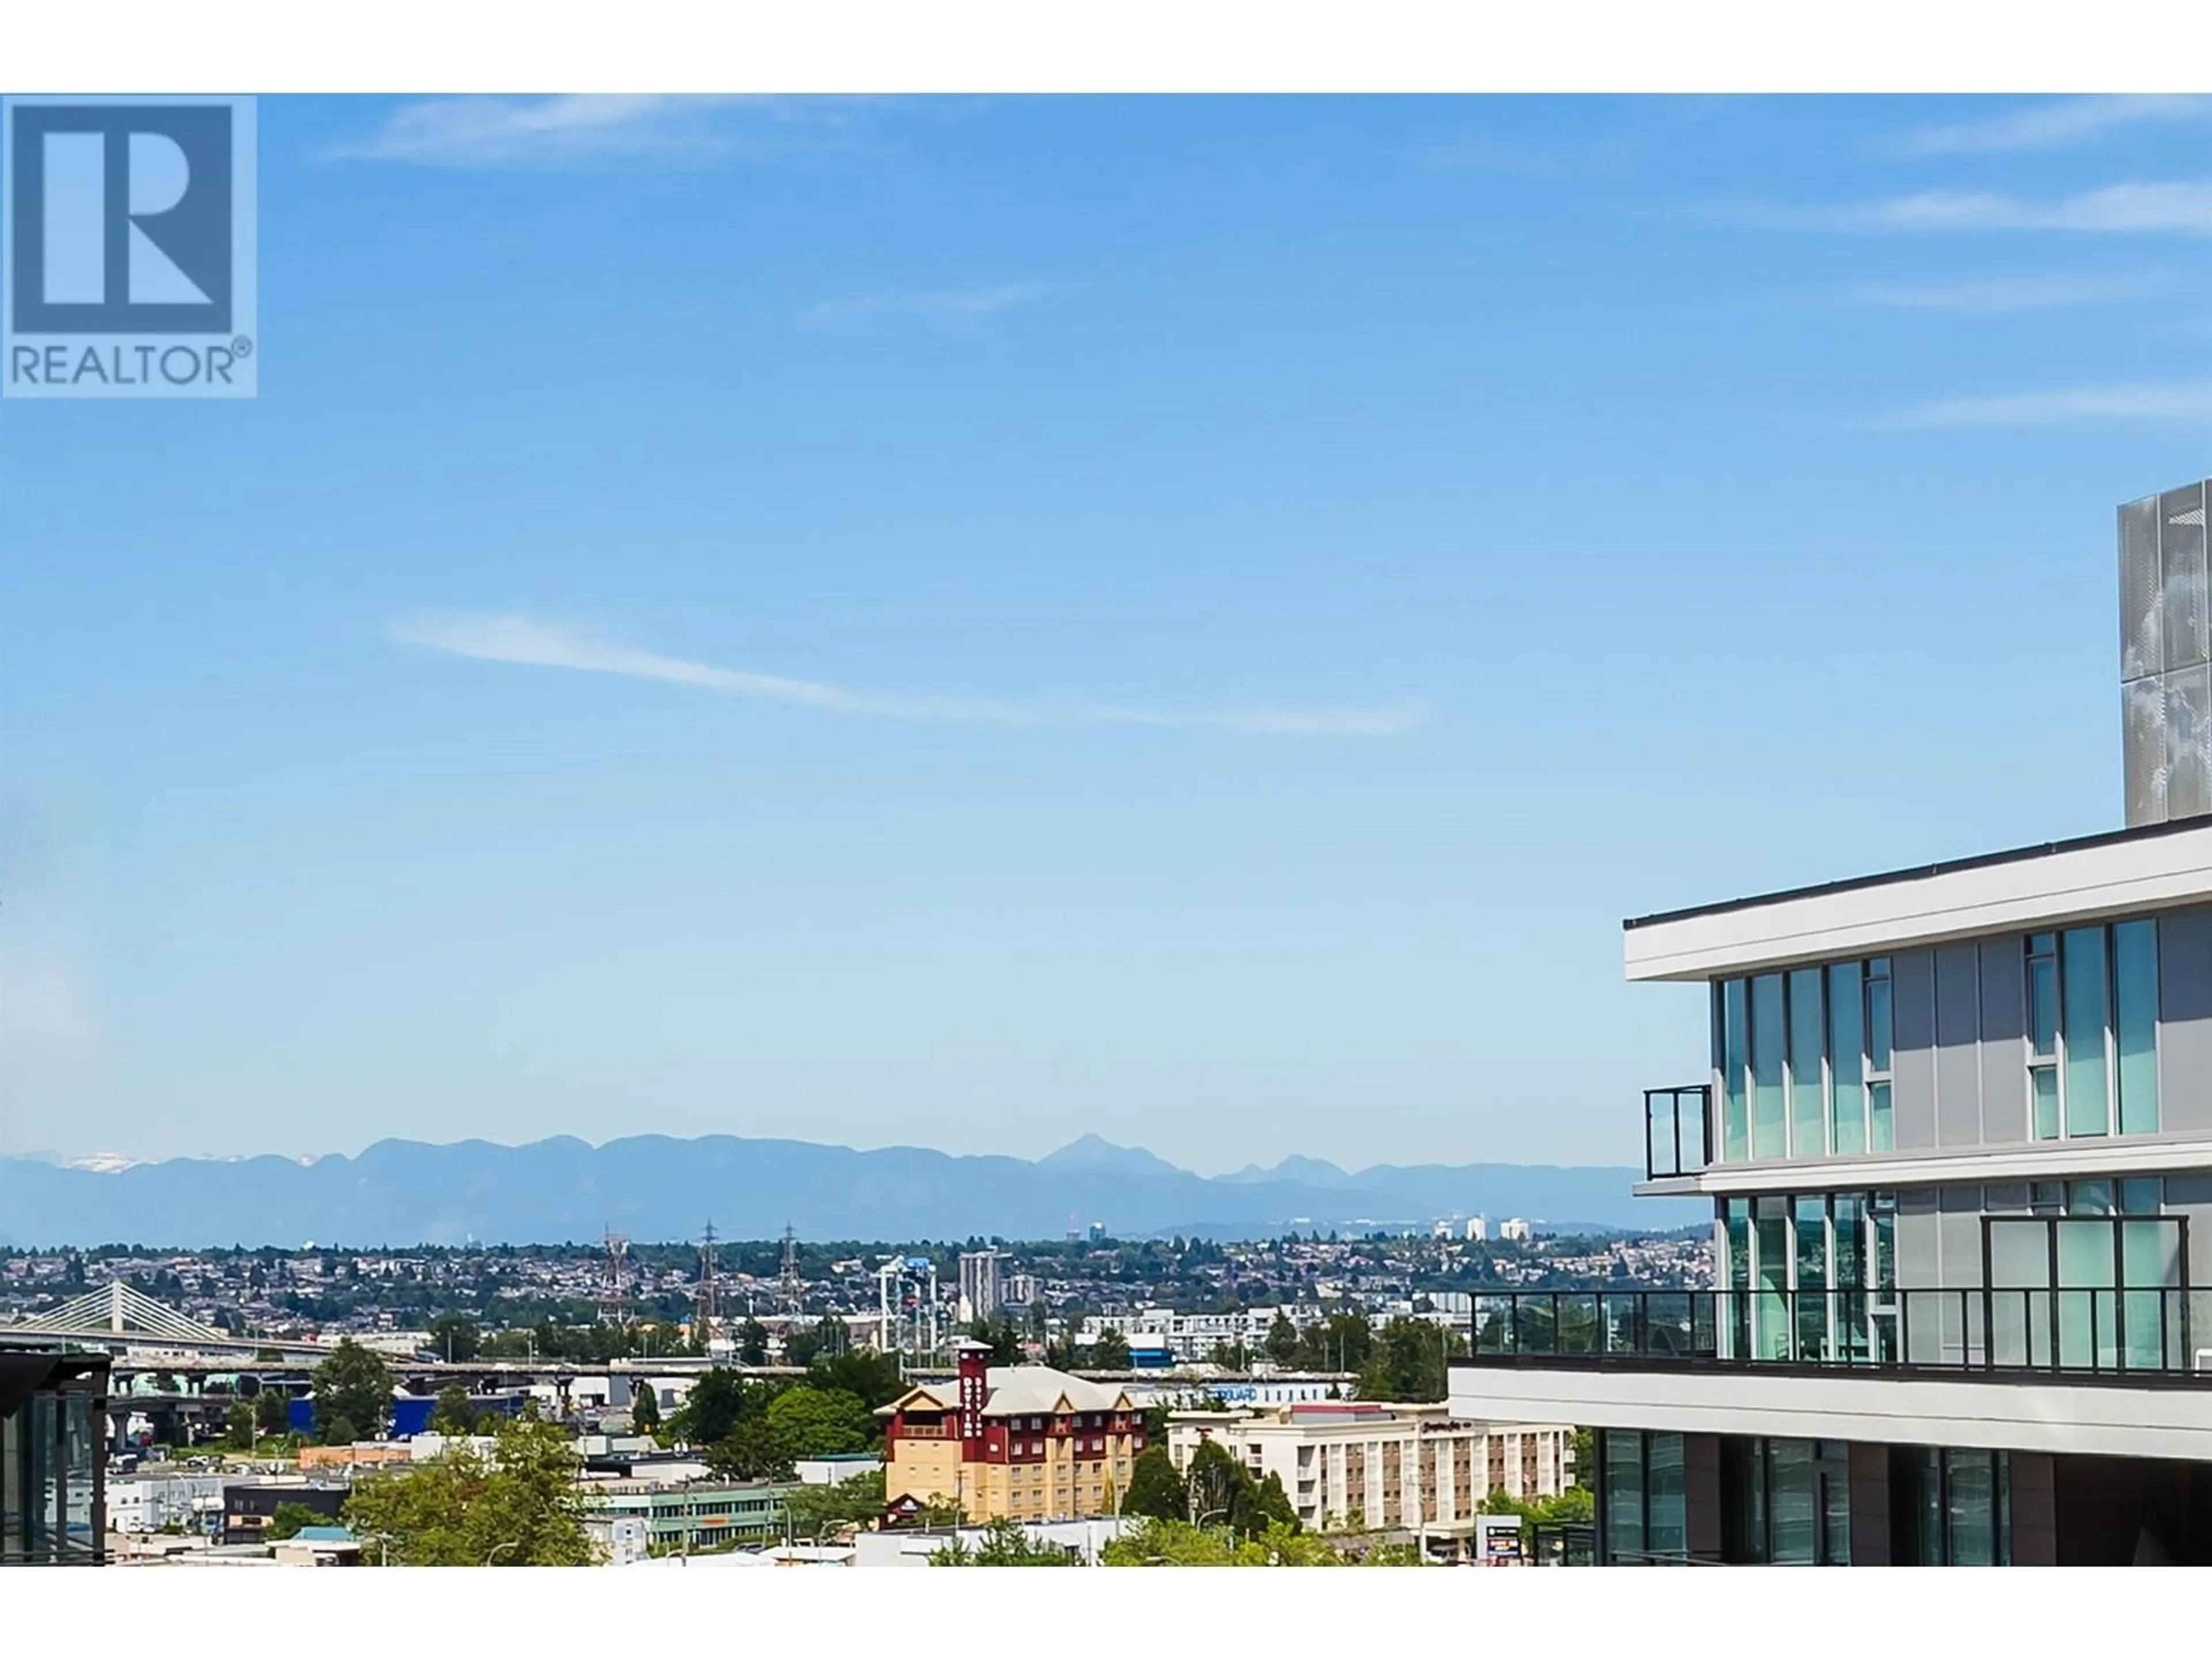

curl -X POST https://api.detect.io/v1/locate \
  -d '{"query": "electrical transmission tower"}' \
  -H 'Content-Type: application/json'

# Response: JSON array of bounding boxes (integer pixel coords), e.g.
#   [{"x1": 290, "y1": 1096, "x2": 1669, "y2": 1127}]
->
[
  {"x1": 698, "y1": 1220, "x2": 720, "y2": 1341},
  {"x1": 597, "y1": 1228, "x2": 631, "y2": 1327},
  {"x1": 779, "y1": 1224, "x2": 802, "y2": 1318}
]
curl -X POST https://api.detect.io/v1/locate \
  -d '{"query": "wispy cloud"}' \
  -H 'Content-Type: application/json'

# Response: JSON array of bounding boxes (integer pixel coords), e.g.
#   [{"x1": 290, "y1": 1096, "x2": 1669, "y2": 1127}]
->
[
  {"x1": 1875, "y1": 381, "x2": 2212, "y2": 429},
  {"x1": 1838, "y1": 269, "x2": 2171, "y2": 314},
  {"x1": 1891, "y1": 95, "x2": 2212, "y2": 157},
  {"x1": 391, "y1": 614, "x2": 1427, "y2": 737},
  {"x1": 801, "y1": 283, "x2": 1044, "y2": 329},
  {"x1": 323, "y1": 95, "x2": 870, "y2": 169},
  {"x1": 1724, "y1": 181, "x2": 2212, "y2": 236}
]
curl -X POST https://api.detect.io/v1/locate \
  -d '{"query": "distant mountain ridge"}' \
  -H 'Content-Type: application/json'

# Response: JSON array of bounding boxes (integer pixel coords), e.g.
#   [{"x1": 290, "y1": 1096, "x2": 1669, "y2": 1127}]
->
[{"x1": 0, "y1": 1132, "x2": 1696, "y2": 1248}]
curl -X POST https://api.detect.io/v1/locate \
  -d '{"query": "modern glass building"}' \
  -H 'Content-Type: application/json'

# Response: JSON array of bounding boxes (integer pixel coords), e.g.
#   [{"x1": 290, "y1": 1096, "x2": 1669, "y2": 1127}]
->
[
  {"x1": 1450, "y1": 482, "x2": 2212, "y2": 1566},
  {"x1": 1, "y1": 1350, "x2": 111, "y2": 1566}
]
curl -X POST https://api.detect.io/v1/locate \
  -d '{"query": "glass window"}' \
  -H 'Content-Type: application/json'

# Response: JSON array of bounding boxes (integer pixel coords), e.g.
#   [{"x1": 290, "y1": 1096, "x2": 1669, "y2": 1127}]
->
[
  {"x1": 1646, "y1": 1434, "x2": 1686, "y2": 1558},
  {"x1": 1754, "y1": 1199, "x2": 1789, "y2": 1360},
  {"x1": 2027, "y1": 933, "x2": 2061, "y2": 1141},
  {"x1": 1751, "y1": 974, "x2": 1786, "y2": 1160},
  {"x1": 2031, "y1": 1067, "x2": 2060, "y2": 1142},
  {"x1": 2113, "y1": 920, "x2": 2159, "y2": 1136},
  {"x1": 1793, "y1": 1194, "x2": 1828, "y2": 1360},
  {"x1": 1602, "y1": 1431, "x2": 1643, "y2": 1560},
  {"x1": 1789, "y1": 969, "x2": 1825, "y2": 1158},
  {"x1": 1719, "y1": 980, "x2": 1749, "y2": 1164},
  {"x1": 1946, "y1": 1453, "x2": 1998, "y2": 1567},
  {"x1": 1868, "y1": 1080, "x2": 1893, "y2": 1153},
  {"x1": 1827, "y1": 962, "x2": 1865, "y2": 1156},
  {"x1": 1767, "y1": 1439, "x2": 1817, "y2": 1565},
  {"x1": 2061, "y1": 927, "x2": 2111, "y2": 1137},
  {"x1": 1866, "y1": 959, "x2": 1892, "y2": 1071},
  {"x1": 2027, "y1": 935, "x2": 2058, "y2": 1056}
]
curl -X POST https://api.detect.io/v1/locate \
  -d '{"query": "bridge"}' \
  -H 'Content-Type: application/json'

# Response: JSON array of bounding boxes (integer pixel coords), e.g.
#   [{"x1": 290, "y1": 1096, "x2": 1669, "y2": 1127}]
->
[{"x1": 0, "y1": 1280, "x2": 343, "y2": 1363}]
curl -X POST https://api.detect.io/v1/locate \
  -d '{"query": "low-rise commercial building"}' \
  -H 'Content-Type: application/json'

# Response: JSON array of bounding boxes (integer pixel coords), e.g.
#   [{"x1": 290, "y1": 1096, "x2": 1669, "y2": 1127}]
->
[
  {"x1": 585, "y1": 1475, "x2": 794, "y2": 1553},
  {"x1": 1166, "y1": 1401, "x2": 1572, "y2": 1554}
]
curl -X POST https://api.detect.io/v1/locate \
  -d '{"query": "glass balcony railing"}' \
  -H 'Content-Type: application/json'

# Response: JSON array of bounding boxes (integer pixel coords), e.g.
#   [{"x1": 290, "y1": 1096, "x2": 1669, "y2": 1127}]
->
[
  {"x1": 1643, "y1": 1085, "x2": 1713, "y2": 1181},
  {"x1": 1463, "y1": 1287, "x2": 2212, "y2": 1382}
]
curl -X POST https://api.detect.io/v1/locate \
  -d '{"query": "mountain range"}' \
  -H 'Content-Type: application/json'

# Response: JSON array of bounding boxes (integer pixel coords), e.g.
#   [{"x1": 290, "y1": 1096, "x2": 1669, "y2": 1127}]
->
[{"x1": 0, "y1": 1133, "x2": 1698, "y2": 1248}]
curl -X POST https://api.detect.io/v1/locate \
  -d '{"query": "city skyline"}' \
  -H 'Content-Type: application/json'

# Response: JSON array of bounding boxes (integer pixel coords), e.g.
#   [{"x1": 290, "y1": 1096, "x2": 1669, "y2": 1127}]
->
[{"x1": 9, "y1": 94, "x2": 2212, "y2": 1174}]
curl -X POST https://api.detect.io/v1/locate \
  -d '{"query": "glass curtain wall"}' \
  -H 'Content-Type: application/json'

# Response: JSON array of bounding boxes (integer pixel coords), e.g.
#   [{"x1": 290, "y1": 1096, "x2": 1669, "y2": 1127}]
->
[
  {"x1": 2033, "y1": 922, "x2": 2160, "y2": 1141},
  {"x1": 1597, "y1": 1430, "x2": 1688, "y2": 1564}
]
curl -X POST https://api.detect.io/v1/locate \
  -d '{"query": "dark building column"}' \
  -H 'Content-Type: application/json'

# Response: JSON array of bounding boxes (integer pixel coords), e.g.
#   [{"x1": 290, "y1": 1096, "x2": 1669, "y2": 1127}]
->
[
  {"x1": 1685, "y1": 1434, "x2": 1722, "y2": 1561},
  {"x1": 2010, "y1": 1452, "x2": 2057, "y2": 1566},
  {"x1": 1849, "y1": 1442, "x2": 1891, "y2": 1565}
]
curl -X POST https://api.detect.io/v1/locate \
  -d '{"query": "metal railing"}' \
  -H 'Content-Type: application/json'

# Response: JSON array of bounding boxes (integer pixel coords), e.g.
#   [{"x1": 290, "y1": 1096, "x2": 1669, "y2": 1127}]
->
[
  {"x1": 1464, "y1": 1287, "x2": 2211, "y2": 1382},
  {"x1": 1643, "y1": 1085, "x2": 1711, "y2": 1181}
]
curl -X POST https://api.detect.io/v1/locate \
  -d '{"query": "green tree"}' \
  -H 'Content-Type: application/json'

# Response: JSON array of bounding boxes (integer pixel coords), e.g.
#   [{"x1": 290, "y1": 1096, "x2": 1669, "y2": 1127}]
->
[
  {"x1": 1297, "y1": 1310, "x2": 1373, "y2": 1374},
  {"x1": 224, "y1": 1402, "x2": 256, "y2": 1450},
  {"x1": 969, "y1": 1317, "x2": 1022, "y2": 1365},
  {"x1": 1263, "y1": 1312, "x2": 1300, "y2": 1367},
  {"x1": 706, "y1": 1415, "x2": 797, "y2": 1482},
  {"x1": 628, "y1": 1383, "x2": 660, "y2": 1434},
  {"x1": 736, "y1": 1319, "x2": 770, "y2": 1366},
  {"x1": 426, "y1": 1312, "x2": 480, "y2": 1362},
  {"x1": 783, "y1": 1315, "x2": 847, "y2": 1369},
  {"x1": 267, "y1": 1502, "x2": 323, "y2": 1540},
  {"x1": 783, "y1": 1469, "x2": 885, "y2": 1541},
  {"x1": 1358, "y1": 1317, "x2": 1456, "y2": 1404},
  {"x1": 929, "y1": 1517, "x2": 1078, "y2": 1565},
  {"x1": 671, "y1": 1369, "x2": 768, "y2": 1448},
  {"x1": 808, "y1": 1348, "x2": 907, "y2": 1414},
  {"x1": 1209, "y1": 1339, "x2": 1249, "y2": 1370},
  {"x1": 764, "y1": 1385, "x2": 874, "y2": 1459},
  {"x1": 310, "y1": 1338, "x2": 393, "y2": 1443},
  {"x1": 1089, "y1": 1328, "x2": 1131, "y2": 1369},
  {"x1": 345, "y1": 1414, "x2": 597, "y2": 1566},
  {"x1": 320, "y1": 1413, "x2": 361, "y2": 1447},
  {"x1": 430, "y1": 1384, "x2": 477, "y2": 1436},
  {"x1": 1103, "y1": 1518, "x2": 1346, "y2": 1566},
  {"x1": 1119, "y1": 1446, "x2": 1188, "y2": 1522},
  {"x1": 252, "y1": 1389, "x2": 290, "y2": 1438}
]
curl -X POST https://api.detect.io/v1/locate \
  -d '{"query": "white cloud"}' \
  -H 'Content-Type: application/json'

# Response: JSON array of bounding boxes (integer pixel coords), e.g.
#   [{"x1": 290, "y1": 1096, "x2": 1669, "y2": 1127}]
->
[
  {"x1": 323, "y1": 94, "x2": 861, "y2": 168},
  {"x1": 1892, "y1": 95, "x2": 2212, "y2": 156},
  {"x1": 1730, "y1": 181, "x2": 2212, "y2": 236},
  {"x1": 1876, "y1": 381, "x2": 2212, "y2": 429},
  {"x1": 1839, "y1": 270, "x2": 2170, "y2": 313},
  {"x1": 801, "y1": 283, "x2": 1044, "y2": 328},
  {"x1": 391, "y1": 613, "x2": 1427, "y2": 737}
]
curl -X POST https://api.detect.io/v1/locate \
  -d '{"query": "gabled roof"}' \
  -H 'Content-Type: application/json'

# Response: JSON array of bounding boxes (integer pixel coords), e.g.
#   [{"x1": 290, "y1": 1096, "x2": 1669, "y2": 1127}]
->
[{"x1": 876, "y1": 1365, "x2": 1134, "y2": 1419}]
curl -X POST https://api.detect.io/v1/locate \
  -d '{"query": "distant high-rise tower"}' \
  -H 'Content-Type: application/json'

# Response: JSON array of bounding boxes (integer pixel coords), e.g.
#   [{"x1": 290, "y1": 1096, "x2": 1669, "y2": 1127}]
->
[
  {"x1": 958, "y1": 1249, "x2": 1002, "y2": 1323},
  {"x1": 2122, "y1": 478, "x2": 2212, "y2": 825}
]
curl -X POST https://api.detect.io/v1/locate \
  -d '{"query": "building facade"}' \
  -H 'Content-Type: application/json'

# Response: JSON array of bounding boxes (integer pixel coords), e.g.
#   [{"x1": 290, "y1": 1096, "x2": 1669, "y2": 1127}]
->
[
  {"x1": 879, "y1": 1343, "x2": 1144, "y2": 1522},
  {"x1": 0, "y1": 1350, "x2": 108, "y2": 1565},
  {"x1": 1448, "y1": 479, "x2": 2212, "y2": 1567},
  {"x1": 585, "y1": 1475, "x2": 794, "y2": 1552},
  {"x1": 957, "y1": 1251, "x2": 1002, "y2": 1324},
  {"x1": 1165, "y1": 1401, "x2": 1571, "y2": 1551}
]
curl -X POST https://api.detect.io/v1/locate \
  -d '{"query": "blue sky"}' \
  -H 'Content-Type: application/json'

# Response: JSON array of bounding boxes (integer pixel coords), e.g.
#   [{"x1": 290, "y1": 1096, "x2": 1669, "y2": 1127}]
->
[{"x1": 6, "y1": 93, "x2": 2212, "y2": 1173}]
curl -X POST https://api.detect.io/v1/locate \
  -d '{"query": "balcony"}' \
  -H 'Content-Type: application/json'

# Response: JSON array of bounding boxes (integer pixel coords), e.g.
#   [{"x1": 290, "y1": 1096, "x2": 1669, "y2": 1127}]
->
[
  {"x1": 1643, "y1": 1085, "x2": 1711, "y2": 1181},
  {"x1": 1466, "y1": 1287, "x2": 2211, "y2": 1381}
]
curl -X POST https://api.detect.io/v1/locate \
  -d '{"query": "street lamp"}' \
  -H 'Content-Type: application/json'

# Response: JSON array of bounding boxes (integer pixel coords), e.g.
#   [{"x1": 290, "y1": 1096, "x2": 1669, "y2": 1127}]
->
[{"x1": 486, "y1": 1539, "x2": 521, "y2": 1566}]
